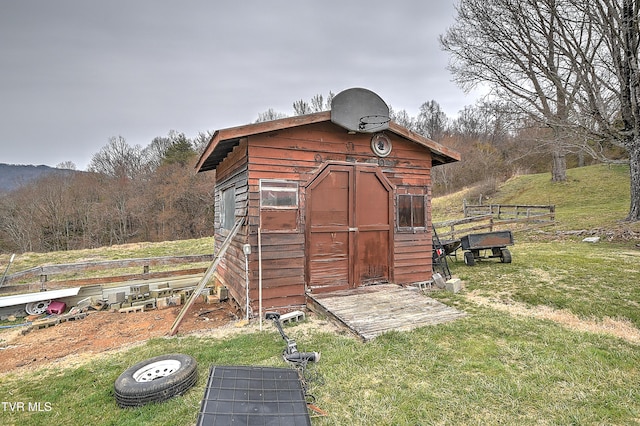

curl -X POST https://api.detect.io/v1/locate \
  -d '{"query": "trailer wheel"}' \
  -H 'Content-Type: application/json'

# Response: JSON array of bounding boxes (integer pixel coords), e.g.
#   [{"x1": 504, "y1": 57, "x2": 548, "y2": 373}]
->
[
  {"x1": 500, "y1": 248, "x2": 512, "y2": 263},
  {"x1": 464, "y1": 251, "x2": 476, "y2": 266},
  {"x1": 114, "y1": 353, "x2": 197, "y2": 408},
  {"x1": 25, "y1": 300, "x2": 51, "y2": 315}
]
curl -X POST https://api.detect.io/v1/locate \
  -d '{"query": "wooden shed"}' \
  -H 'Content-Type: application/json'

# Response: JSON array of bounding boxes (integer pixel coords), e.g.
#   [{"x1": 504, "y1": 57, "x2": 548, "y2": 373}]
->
[{"x1": 195, "y1": 89, "x2": 460, "y2": 315}]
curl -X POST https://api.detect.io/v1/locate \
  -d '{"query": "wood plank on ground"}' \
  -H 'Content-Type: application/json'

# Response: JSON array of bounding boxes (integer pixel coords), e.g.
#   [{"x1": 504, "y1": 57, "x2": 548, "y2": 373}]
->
[{"x1": 307, "y1": 284, "x2": 466, "y2": 341}]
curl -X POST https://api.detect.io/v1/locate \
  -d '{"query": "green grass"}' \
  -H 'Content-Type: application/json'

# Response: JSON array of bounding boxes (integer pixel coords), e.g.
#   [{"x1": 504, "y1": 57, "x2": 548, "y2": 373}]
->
[
  {"x1": 0, "y1": 237, "x2": 215, "y2": 274},
  {"x1": 0, "y1": 237, "x2": 215, "y2": 284},
  {"x1": 0, "y1": 333, "x2": 285, "y2": 426},
  {"x1": 433, "y1": 164, "x2": 634, "y2": 229},
  {"x1": 2, "y1": 310, "x2": 639, "y2": 425},
  {"x1": 448, "y1": 241, "x2": 640, "y2": 326},
  {"x1": 2, "y1": 164, "x2": 640, "y2": 424},
  {"x1": 494, "y1": 164, "x2": 632, "y2": 229}
]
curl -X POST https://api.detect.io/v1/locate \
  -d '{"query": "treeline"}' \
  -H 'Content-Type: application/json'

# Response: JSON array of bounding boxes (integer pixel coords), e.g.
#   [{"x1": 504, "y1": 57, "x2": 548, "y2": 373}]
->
[
  {"x1": 0, "y1": 131, "x2": 216, "y2": 253},
  {"x1": 0, "y1": 93, "x2": 628, "y2": 254},
  {"x1": 266, "y1": 93, "x2": 627, "y2": 197},
  {"x1": 408, "y1": 101, "x2": 626, "y2": 196}
]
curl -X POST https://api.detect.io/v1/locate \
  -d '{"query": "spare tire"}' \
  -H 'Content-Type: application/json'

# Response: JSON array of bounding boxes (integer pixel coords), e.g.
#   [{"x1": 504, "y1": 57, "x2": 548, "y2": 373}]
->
[{"x1": 114, "y1": 353, "x2": 198, "y2": 408}]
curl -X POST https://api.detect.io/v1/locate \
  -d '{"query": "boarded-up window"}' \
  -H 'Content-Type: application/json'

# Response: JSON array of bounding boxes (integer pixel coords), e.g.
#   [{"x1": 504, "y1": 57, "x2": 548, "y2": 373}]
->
[
  {"x1": 397, "y1": 194, "x2": 425, "y2": 229},
  {"x1": 220, "y1": 186, "x2": 235, "y2": 230}
]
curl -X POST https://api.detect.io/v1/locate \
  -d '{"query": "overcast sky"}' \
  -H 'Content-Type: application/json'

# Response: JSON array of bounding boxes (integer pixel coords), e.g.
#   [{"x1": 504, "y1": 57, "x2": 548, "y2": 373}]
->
[{"x1": 1, "y1": 0, "x2": 483, "y2": 170}]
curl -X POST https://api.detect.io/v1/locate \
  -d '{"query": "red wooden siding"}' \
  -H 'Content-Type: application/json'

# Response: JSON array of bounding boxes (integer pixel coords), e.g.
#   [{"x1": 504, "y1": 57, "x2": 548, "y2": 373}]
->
[
  {"x1": 247, "y1": 122, "x2": 434, "y2": 291},
  {"x1": 211, "y1": 139, "x2": 250, "y2": 309},
  {"x1": 210, "y1": 120, "x2": 438, "y2": 313}
]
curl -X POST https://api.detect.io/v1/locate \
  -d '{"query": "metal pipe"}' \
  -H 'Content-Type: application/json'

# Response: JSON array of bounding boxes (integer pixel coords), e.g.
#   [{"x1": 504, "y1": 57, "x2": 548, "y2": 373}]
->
[
  {"x1": 243, "y1": 244, "x2": 251, "y2": 320},
  {"x1": 258, "y1": 227, "x2": 263, "y2": 331}
]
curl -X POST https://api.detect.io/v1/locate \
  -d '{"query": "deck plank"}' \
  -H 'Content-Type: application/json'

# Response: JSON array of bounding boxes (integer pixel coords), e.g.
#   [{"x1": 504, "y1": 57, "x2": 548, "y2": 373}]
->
[{"x1": 307, "y1": 284, "x2": 466, "y2": 341}]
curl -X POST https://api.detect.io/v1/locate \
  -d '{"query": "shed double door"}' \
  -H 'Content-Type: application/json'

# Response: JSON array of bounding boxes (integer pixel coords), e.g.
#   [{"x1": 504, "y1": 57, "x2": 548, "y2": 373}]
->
[{"x1": 307, "y1": 164, "x2": 393, "y2": 293}]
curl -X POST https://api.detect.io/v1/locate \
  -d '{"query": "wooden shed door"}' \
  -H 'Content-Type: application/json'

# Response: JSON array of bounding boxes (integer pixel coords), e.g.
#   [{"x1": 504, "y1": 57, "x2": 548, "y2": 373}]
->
[{"x1": 307, "y1": 164, "x2": 392, "y2": 293}]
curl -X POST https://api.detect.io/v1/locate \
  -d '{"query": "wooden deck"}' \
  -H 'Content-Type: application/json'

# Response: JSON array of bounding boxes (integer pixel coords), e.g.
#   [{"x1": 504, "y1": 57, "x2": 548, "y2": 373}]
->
[{"x1": 306, "y1": 284, "x2": 466, "y2": 341}]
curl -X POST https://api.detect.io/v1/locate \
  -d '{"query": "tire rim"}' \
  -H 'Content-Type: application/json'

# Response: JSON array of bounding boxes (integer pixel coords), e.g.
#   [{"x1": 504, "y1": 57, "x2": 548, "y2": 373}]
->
[
  {"x1": 132, "y1": 359, "x2": 182, "y2": 382},
  {"x1": 25, "y1": 300, "x2": 51, "y2": 315}
]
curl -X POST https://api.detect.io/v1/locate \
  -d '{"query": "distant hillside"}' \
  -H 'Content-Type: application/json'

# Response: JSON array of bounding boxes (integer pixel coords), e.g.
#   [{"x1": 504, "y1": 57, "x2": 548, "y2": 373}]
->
[
  {"x1": 433, "y1": 164, "x2": 637, "y2": 232},
  {"x1": 0, "y1": 163, "x2": 77, "y2": 193}
]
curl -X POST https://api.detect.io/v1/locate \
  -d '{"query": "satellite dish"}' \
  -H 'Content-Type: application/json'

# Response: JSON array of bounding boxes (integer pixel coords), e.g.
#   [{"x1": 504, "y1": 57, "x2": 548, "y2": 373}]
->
[{"x1": 331, "y1": 88, "x2": 390, "y2": 133}]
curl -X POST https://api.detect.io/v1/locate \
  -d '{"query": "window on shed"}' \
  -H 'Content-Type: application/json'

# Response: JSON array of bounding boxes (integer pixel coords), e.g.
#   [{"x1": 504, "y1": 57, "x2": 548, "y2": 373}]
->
[
  {"x1": 397, "y1": 194, "x2": 426, "y2": 229},
  {"x1": 260, "y1": 180, "x2": 298, "y2": 208},
  {"x1": 220, "y1": 186, "x2": 236, "y2": 230},
  {"x1": 260, "y1": 180, "x2": 298, "y2": 232}
]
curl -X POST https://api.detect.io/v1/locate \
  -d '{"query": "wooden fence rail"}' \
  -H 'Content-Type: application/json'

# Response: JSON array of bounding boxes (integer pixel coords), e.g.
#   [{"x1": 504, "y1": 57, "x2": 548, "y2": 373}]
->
[
  {"x1": 1, "y1": 254, "x2": 214, "y2": 287},
  {"x1": 463, "y1": 202, "x2": 555, "y2": 220},
  {"x1": 435, "y1": 204, "x2": 556, "y2": 241}
]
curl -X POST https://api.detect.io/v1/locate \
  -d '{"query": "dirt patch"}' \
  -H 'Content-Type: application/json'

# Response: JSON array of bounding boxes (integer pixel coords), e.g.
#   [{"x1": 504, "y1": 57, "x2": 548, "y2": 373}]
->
[
  {"x1": 467, "y1": 292, "x2": 640, "y2": 344},
  {"x1": 0, "y1": 300, "x2": 241, "y2": 375}
]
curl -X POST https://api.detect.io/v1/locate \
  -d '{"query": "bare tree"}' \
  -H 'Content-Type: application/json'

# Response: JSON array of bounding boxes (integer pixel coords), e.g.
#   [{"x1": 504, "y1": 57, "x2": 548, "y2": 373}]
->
[
  {"x1": 88, "y1": 136, "x2": 145, "y2": 180},
  {"x1": 143, "y1": 133, "x2": 175, "y2": 171},
  {"x1": 293, "y1": 99, "x2": 313, "y2": 115},
  {"x1": 562, "y1": 0, "x2": 640, "y2": 220},
  {"x1": 442, "y1": 0, "x2": 640, "y2": 220},
  {"x1": 441, "y1": 0, "x2": 580, "y2": 182},
  {"x1": 256, "y1": 108, "x2": 288, "y2": 123},
  {"x1": 416, "y1": 100, "x2": 448, "y2": 141},
  {"x1": 56, "y1": 161, "x2": 76, "y2": 170},
  {"x1": 293, "y1": 92, "x2": 335, "y2": 116},
  {"x1": 193, "y1": 130, "x2": 215, "y2": 155},
  {"x1": 389, "y1": 107, "x2": 417, "y2": 131},
  {"x1": 0, "y1": 191, "x2": 38, "y2": 252}
]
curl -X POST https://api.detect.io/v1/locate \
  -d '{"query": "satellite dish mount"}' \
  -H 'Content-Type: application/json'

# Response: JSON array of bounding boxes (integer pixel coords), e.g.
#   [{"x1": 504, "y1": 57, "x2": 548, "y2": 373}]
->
[{"x1": 331, "y1": 88, "x2": 390, "y2": 133}]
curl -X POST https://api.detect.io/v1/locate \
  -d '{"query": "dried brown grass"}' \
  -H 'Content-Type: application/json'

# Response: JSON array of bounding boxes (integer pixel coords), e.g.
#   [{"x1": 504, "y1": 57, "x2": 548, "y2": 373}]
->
[{"x1": 467, "y1": 291, "x2": 640, "y2": 344}]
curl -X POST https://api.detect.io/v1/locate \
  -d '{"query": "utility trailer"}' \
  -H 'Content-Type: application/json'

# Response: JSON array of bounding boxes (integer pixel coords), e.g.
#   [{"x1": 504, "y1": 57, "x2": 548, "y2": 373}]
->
[{"x1": 460, "y1": 230, "x2": 513, "y2": 266}]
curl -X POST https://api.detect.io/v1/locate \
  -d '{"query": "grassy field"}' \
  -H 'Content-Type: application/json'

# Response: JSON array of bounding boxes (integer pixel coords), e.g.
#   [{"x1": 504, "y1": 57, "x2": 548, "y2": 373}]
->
[
  {"x1": 1, "y1": 164, "x2": 640, "y2": 425},
  {"x1": 433, "y1": 163, "x2": 635, "y2": 230}
]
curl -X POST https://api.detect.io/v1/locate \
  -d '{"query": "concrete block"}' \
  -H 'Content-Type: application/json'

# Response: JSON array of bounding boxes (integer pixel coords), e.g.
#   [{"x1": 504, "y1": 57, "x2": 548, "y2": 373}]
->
[
  {"x1": 158, "y1": 295, "x2": 182, "y2": 310},
  {"x1": 133, "y1": 298, "x2": 157, "y2": 310},
  {"x1": 445, "y1": 278, "x2": 463, "y2": 293},
  {"x1": 217, "y1": 286, "x2": 229, "y2": 301},
  {"x1": 207, "y1": 295, "x2": 220, "y2": 304},
  {"x1": 433, "y1": 273, "x2": 446, "y2": 289},
  {"x1": 131, "y1": 284, "x2": 150, "y2": 294},
  {"x1": 119, "y1": 305, "x2": 144, "y2": 314},
  {"x1": 280, "y1": 310, "x2": 305, "y2": 324},
  {"x1": 108, "y1": 291, "x2": 126, "y2": 304},
  {"x1": 178, "y1": 289, "x2": 194, "y2": 303},
  {"x1": 150, "y1": 288, "x2": 172, "y2": 299},
  {"x1": 415, "y1": 281, "x2": 433, "y2": 293},
  {"x1": 156, "y1": 297, "x2": 169, "y2": 309}
]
